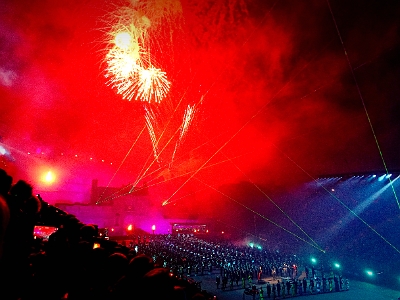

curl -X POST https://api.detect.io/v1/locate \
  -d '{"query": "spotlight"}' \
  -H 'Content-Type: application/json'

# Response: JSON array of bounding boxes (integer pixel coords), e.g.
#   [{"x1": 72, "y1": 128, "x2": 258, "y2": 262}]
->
[
  {"x1": 0, "y1": 145, "x2": 6, "y2": 155},
  {"x1": 311, "y1": 257, "x2": 317, "y2": 264},
  {"x1": 365, "y1": 270, "x2": 374, "y2": 276},
  {"x1": 40, "y1": 170, "x2": 56, "y2": 185}
]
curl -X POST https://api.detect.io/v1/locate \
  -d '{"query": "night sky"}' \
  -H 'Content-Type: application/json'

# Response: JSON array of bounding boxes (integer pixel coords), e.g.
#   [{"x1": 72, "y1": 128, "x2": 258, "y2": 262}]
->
[{"x1": 0, "y1": 0, "x2": 399, "y2": 216}]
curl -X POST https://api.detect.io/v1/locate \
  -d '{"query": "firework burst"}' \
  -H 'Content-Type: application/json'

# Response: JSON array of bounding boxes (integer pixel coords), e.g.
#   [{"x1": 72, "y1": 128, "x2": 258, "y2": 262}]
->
[
  {"x1": 102, "y1": 0, "x2": 182, "y2": 103},
  {"x1": 137, "y1": 66, "x2": 171, "y2": 103}
]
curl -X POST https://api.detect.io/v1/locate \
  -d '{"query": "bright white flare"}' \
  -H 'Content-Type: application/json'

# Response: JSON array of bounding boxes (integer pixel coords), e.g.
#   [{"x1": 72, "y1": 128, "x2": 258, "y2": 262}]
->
[
  {"x1": 114, "y1": 31, "x2": 133, "y2": 49},
  {"x1": 106, "y1": 47, "x2": 140, "y2": 79},
  {"x1": 103, "y1": 1, "x2": 180, "y2": 103},
  {"x1": 137, "y1": 67, "x2": 170, "y2": 103}
]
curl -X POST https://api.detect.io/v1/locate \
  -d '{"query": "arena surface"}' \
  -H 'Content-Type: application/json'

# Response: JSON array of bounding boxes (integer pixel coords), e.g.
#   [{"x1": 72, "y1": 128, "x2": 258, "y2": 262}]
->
[{"x1": 196, "y1": 272, "x2": 400, "y2": 300}]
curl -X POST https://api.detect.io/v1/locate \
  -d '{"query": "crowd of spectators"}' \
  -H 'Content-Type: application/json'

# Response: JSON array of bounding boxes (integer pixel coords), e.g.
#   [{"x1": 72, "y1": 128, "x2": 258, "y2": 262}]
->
[
  {"x1": 0, "y1": 169, "x2": 212, "y2": 300},
  {"x1": 133, "y1": 234, "x2": 349, "y2": 299},
  {"x1": 0, "y1": 168, "x2": 349, "y2": 300}
]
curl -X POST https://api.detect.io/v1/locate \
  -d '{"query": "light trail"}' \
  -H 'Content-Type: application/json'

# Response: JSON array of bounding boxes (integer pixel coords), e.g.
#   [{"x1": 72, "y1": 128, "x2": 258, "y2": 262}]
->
[
  {"x1": 96, "y1": 125, "x2": 146, "y2": 204},
  {"x1": 128, "y1": 78, "x2": 199, "y2": 193},
  {"x1": 162, "y1": 47, "x2": 327, "y2": 206},
  {"x1": 162, "y1": 116, "x2": 254, "y2": 206},
  {"x1": 171, "y1": 103, "x2": 197, "y2": 165},
  {"x1": 129, "y1": 125, "x2": 182, "y2": 193},
  {"x1": 327, "y1": 0, "x2": 400, "y2": 210},
  {"x1": 162, "y1": 186, "x2": 209, "y2": 205},
  {"x1": 353, "y1": 47, "x2": 396, "y2": 71},
  {"x1": 216, "y1": 150, "x2": 322, "y2": 250},
  {"x1": 145, "y1": 109, "x2": 160, "y2": 164},
  {"x1": 102, "y1": 117, "x2": 225, "y2": 202},
  {"x1": 274, "y1": 143, "x2": 400, "y2": 255},
  {"x1": 196, "y1": 178, "x2": 326, "y2": 253},
  {"x1": 161, "y1": 25, "x2": 341, "y2": 204},
  {"x1": 101, "y1": 152, "x2": 251, "y2": 203},
  {"x1": 155, "y1": 152, "x2": 251, "y2": 195},
  {"x1": 124, "y1": 133, "x2": 236, "y2": 188}
]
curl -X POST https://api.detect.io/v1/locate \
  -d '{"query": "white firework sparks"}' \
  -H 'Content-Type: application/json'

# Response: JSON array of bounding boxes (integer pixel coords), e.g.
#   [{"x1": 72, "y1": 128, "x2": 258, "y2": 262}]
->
[
  {"x1": 145, "y1": 109, "x2": 160, "y2": 163},
  {"x1": 136, "y1": 66, "x2": 171, "y2": 103}
]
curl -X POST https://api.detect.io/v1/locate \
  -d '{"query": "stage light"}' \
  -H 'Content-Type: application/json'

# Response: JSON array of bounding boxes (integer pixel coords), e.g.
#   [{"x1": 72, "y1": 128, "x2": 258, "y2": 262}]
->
[
  {"x1": 334, "y1": 262, "x2": 340, "y2": 268},
  {"x1": 366, "y1": 270, "x2": 374, "y2": 276},
  {"x1": 311, "y1": 257, "x2": 317, "y2": 264},
  {"x1": 40, "y1": 170, "x2": 56, "y2": 185},
  {"x1": 385, "y1": 174, "x2": 392, "y2": 178},
  {"x1": 127, "y1": 224, "x2": 133, "y2": 231},
  {"x1": 378, "y1": 175, "x2": 385, "y2": 181}
]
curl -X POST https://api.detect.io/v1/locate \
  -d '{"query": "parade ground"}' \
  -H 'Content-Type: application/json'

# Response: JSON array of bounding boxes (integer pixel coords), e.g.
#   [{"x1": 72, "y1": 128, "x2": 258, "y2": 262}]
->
[{"x1": 192, "y1": 271, "x2": 400, "y2": 300}]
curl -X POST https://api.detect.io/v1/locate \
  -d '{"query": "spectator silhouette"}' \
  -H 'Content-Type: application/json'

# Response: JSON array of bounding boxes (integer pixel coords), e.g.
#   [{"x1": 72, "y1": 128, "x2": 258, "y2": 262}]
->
[
  {"x1": 141, "y1": 267, "x2": 175, "y2": 300},
  {"x1": 0, "y1": 168, "x2": 11, "y2": 260},
  {"x1": 110, "y1": 253, "x2": 155, "y2": 299},
  {"x1": 1, "y1": 179, "x2": 37, "y2": 299}
]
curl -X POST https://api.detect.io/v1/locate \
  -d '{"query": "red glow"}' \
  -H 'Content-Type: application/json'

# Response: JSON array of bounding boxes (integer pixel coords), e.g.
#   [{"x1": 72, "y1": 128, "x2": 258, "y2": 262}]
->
[{"x1": 0, "y1": 0, "x2": 398, "y2": 242}]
